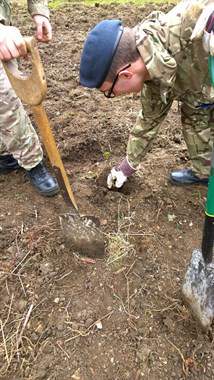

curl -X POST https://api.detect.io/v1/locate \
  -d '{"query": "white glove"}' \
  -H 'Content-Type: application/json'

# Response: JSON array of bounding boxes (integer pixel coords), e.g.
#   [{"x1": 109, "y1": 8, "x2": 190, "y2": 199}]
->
[
  {"x1": 203, "y1": 30, "x2": 214, "y2": 54},
  {"x1": 191, "y1": 4, "x2": 214, "y2": 55},
  {"x1": 107, "y1": 167, "x2": 128, "y2": 189}
]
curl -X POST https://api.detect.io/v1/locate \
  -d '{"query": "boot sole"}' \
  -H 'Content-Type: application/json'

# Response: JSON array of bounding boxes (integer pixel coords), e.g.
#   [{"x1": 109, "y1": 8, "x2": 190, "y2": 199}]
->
[
  {"x1": 0, "y1": 166, "x2": 21, "y2": 175},
  {"x1": 169, "y1": 177, "x2": 208, "y2": 186},
  {"x1": 34, "y1": 187, "x2": 60, "y2": 197}
]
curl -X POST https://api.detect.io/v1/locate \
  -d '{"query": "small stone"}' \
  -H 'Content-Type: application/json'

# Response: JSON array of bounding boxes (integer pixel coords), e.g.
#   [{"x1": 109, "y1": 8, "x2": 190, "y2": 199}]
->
[
  {"x1": 85, "y1": 318, "x2": 93, "y2": 329},
  {"x1": 7, "y1": 246, "x2": 17, "y2": 255},
  {"x1": 40, "y1": 261, "x2": 53, "y2": 275},
  {"x1": 35, "y1": 324, "x2": 44, "y2": 333},
  {"x1": 18, "y1": 299, "x2": 27, "y2": 312}
]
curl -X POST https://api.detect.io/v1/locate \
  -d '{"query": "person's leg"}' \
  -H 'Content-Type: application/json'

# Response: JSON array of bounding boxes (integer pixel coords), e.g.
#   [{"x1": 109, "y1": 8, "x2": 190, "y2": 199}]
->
[
  {"x1": 0, "y1": 62, "x2": 43, "y2": 168},
  {"x1": 170, "y1": 102, "x2": 213, "y2": 185},
  {"x1": 182, "y1": 103, "x2": 213, "y2": 176},
  {"x1": 0, "y1": 63, "x2": 59, "y2": 195}
]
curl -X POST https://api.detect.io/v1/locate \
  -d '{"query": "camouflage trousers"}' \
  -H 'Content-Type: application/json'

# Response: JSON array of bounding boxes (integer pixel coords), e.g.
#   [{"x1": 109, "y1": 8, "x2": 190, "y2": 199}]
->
[
  {"x1": 0, "y1": 62, "x2": 43, "y2": 170},
  {"x1": 181, "y1": 102, "x2": 214, "y2": 177},
  {"x1": 127, "y1": 100, "x2": 214, "y2": 178}
]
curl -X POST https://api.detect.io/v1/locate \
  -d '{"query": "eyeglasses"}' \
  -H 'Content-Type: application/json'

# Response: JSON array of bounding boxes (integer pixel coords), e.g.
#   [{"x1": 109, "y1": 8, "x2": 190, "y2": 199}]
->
[{"x1": 104, "y1": 63, "x2": 131, "y2": 98}]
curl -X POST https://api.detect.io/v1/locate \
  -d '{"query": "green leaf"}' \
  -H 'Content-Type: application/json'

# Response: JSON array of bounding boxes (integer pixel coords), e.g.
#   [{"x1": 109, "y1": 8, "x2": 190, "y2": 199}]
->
[{"x1": 167, "y1": 213, "x2": 176, "y2": 222}]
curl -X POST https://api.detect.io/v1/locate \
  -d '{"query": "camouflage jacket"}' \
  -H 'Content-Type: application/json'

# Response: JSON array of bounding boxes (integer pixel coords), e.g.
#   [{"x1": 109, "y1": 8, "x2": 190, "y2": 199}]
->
[
  {"x1": 0, "y1": 0, "x2": 49, "y2": 25},
  {"x1": 127, "y1": 0, "x2": 214, "y2": 167}
]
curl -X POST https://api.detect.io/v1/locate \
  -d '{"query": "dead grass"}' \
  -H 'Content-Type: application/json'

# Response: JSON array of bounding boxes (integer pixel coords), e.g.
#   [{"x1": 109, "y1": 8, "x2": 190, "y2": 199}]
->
[{"x1": 105, "y1": 200, "x2": 137, "y2": 268}]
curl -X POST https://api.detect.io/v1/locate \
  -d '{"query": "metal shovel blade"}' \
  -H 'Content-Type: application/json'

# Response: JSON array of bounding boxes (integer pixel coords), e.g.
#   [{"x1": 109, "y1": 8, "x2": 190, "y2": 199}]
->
[
  {"x1": 59, "y1": 213, "x2": 105, "y2": 258},
  {"x1": 181, "y1": 248, "x2": 214, "y2": 332}
]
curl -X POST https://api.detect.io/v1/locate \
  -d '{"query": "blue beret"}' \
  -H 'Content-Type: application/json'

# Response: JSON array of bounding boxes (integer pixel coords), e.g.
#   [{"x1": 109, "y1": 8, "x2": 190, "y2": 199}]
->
[{"x1": 80, "y1": 20, "x2": 124, "y2": 88}]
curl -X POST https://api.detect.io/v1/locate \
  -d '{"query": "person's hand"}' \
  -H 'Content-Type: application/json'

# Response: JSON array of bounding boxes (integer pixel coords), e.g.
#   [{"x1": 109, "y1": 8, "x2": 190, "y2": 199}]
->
[
  {"x1": 191, "y1": 4, "x2": 214, "y2": 54},
  {"x1": 33, "y1": 15, "x2": 52, "y2": 42},
  {"x1": 0, "y1": 24, "x2": 27, "y2": 61},
  {"x1": 107, "y1": 156, "x2": 139, "y2": 189},
  {"x1": 107, "y1": 167, "x2": 128, "y2": 189}
]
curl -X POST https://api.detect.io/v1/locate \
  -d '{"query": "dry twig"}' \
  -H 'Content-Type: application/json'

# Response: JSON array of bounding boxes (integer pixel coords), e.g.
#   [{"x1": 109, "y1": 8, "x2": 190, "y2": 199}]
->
[
  {"x1": 165, "y1": 335, "x2": 199, "y2": 377},
  {"x1": 0, "y1": 319, "x2": 9, "y2": 367},
  {"x1": 16, "y1": 304, "x2": 34, "y2": 350},
  {"x1": 65, "y1": 310, "x2": 113, "y2": 343}
]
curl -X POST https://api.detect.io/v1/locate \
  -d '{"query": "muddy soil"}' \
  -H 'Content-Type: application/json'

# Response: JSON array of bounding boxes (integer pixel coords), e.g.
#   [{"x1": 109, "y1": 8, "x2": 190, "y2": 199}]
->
[{"x1": 1, "y1": 2, "x2": 214, "y2": 379}]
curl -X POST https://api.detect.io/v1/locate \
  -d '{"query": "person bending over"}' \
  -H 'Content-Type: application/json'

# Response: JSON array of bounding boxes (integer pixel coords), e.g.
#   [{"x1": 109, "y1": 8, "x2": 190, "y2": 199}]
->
[{"x1": 80, "y1": 0, "x2": 214, "y2": 189}]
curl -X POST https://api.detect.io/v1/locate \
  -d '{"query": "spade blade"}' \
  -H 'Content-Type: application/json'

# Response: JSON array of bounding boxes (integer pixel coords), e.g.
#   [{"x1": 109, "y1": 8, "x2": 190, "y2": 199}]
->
[{"x1": 182, "y1": 248, "x2": 214, "y2": 332}]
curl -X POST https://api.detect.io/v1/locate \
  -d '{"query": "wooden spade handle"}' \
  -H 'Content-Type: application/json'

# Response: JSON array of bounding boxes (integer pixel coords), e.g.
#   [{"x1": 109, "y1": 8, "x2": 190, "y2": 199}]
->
[
  {"x1": 2, "y1": 36, "x2": 78, "y2": 211},
  {"x1": 2, "y1": 36, "x2": 47, "y2": 106},
  {"x1": 32, "y1": 104, "x2": 78, "y2": 211}
]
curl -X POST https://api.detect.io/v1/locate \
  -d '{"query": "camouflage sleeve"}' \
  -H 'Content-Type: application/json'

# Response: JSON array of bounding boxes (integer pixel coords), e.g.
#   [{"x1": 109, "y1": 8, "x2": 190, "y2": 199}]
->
[
  {"x1": 28, "y1": 0, "x2": 49, "y2": 19},
  {"x1": 127, "y1": 84, "x2": 173, "y2": 168},
  {"x1": 0, "y1": 0, "x2": 11, "y2": 25}
]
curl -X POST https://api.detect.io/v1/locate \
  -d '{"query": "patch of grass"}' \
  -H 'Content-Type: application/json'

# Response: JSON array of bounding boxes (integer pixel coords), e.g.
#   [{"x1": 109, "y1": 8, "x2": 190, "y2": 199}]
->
[
  {"x1": 101, "y1": 146, "x2": 111, "y2": 161},
  {"x1": 48, "y1": 0, "x2": 67, "y2": 8},
  {"x1": 106, "y1": 230, "x2": 135, "y2": 267},
  {"x1": 13, "y1": 0, "x2": 178, "y2": 10},
  {"x1": 82, "y1": 0, "x2": 176, "y2": 5},
  {"x1": 106, "y1": 200, "x2": 136, "y2": 268},
  {"x1": 48, "y1": 0, "x2": 177, "y2": 7}
]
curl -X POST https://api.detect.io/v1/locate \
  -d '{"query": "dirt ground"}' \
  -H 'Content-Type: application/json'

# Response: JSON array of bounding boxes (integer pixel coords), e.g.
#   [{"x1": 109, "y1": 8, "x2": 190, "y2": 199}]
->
[{"x1": 1, "y1": 1, "x2": 214, "y2": 379}]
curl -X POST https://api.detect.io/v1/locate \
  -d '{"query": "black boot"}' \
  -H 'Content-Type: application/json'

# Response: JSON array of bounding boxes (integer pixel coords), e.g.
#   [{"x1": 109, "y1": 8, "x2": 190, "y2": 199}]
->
[
  {"x1": 0, "y1": 154, "x2": 20, "y2": 174},
  {"x1": 25, "y1": 161, "x2": 59, "y2": 196},
  {"x1": 169, "y1": 169, "x2": 208, "y2": 186}
]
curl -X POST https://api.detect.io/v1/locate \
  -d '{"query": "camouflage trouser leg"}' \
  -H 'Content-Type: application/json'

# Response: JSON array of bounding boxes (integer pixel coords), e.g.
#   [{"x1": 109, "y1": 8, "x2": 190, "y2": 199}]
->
[
  {"x1": 181, "y1": 102, "x2": 214, "y2": 177},
  {"x1": 0, "y1": 62, "x2": 43, "y2": 170}
]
